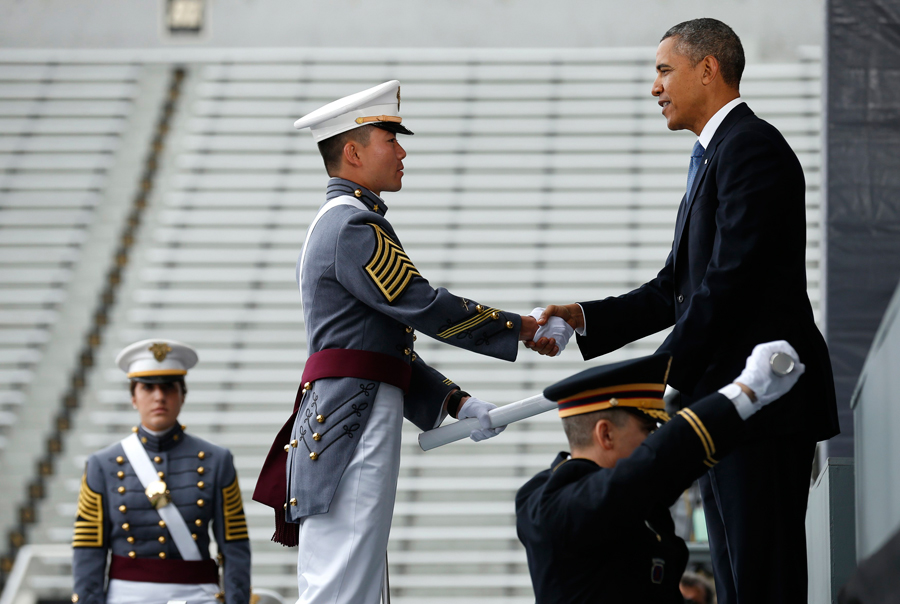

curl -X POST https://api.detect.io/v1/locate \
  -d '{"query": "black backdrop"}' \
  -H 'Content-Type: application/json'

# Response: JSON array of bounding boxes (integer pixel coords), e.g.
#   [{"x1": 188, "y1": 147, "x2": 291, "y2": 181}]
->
[{"x1": 826, "y1": 0, "x2": 900, "y2": 456}]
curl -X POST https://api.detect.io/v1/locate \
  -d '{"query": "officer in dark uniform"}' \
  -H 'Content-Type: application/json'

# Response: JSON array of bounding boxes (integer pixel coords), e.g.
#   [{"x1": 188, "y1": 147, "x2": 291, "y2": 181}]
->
[
  {"x1": 516, "y1": 341, "x2": 804, "y2": 603},
  {"x1": 71, "y1": 339, "x2": 251, "y2": 604}
]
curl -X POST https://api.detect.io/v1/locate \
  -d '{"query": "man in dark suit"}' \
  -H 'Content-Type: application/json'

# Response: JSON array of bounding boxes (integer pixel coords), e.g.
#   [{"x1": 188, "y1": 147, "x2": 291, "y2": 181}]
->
[{"x1": 531, "y1": 18, "x2": 839, "y2": 604}]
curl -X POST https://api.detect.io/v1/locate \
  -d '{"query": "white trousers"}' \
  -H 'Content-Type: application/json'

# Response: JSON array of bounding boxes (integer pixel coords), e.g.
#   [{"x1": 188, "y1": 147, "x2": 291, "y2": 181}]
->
[
  {"x1": 296, "y1": 383, "x2": 404, "y2": 604},
  {"x1": 107, "y1": 579, "x2": 218, "y2": 604}
]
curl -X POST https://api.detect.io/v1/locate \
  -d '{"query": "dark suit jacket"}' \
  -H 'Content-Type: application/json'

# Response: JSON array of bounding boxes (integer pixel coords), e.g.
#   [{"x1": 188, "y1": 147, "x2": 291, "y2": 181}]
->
[{"x1": 576, "y1": 103, "x2": 839, "y2": 441}]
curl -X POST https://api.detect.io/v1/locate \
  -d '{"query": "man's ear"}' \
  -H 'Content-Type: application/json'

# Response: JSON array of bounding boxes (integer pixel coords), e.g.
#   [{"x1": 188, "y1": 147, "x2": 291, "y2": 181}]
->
[
  {"x1": 594, "y1": 419, "x2": 615, "y2": 451},
  {"x1": 342, "y1": 140, "x2": 363, "y2": 168},
  {"x1": 700, "y1": 54, "x2": 721, "y2": 86}
]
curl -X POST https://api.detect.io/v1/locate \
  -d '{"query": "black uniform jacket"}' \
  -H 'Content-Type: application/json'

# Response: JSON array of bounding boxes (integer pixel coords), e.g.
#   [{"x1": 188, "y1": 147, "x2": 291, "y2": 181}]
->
[
  {"x1": 576, "y1": 103, "x2": 838, "y2": 441},
  {"x1": 516, "y1": 393, "x2": 744, "y2": 604}
]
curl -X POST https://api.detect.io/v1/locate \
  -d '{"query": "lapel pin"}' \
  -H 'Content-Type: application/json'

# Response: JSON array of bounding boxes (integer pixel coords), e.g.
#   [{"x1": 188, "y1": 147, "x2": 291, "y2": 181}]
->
[{"x1": 704, "y1": 159, "x2": 708, "y2": 164}]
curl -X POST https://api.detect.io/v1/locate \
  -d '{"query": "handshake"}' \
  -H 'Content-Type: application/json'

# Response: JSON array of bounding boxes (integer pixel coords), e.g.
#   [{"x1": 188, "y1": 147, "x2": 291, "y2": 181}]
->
[{"x1": 520, "y1": 303, "x2": 585, "y2": 357}]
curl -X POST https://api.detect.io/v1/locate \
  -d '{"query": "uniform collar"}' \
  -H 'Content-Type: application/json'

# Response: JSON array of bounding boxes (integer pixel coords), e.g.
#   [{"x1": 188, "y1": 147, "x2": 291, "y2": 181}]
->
[
  {"x1": 136, "y1": 423, "x2": 185, "y2": 452},
  {"x1": 326, "y1": 178, "x2": 388, "y2": 217}
]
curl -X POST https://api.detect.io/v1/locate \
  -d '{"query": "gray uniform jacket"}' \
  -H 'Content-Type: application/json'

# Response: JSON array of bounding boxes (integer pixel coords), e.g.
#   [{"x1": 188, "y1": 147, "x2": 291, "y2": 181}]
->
[
  {"x1": 72, "y1": 424, "x2": 251, "y2": 604},
  {"x1": 287, "y1": 178, "x2": 522, "y2": 520}
]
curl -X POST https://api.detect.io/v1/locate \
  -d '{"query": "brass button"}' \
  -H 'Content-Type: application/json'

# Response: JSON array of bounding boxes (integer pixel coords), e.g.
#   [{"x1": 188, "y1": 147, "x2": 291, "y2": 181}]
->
[
  {"x1": 141, "y1": 437, "x2": 147, "y2": 444},
  {"x1": 506, "y1": 321, "x2": 514, "y2": 329},
  {"x1": 157, "y1": 471, "x2": 165, "y2": 479},
  {"x1": 404, "y1": 348, "x2": 411, "y2": 356},
  {"x1": 283, "y1": 444, "x2": 290, "y2": 452},
  {"x1": 405, "y1": 326, "x2": 413, "y2": 333},
  {"x1": 197, "y1": 466, "x2": 205, "y2": 475},
  {"x1": 411, "y1": 354, "x2": 417, "y2": 362},
  {"x1": 159, "y1": 552, "x2": 166, "y2": 559},
  {"x1": 173, "y1": 435, "x2": 180, "y2": 441},
  {"x1": 131, "y1": 426, "x2": 138, "y2": 433},
  {"x1": 117, "y1": 471, "x2": 124, "y2": 479},
  {"x1": 316, "y1": 414, "x2": 325, "y2": 424},
  {"x1": 117, "y1": 486, "x2": 125, "y2": 494},
  {"x1": 192, "y1": 533, "x2": 198, "y2": 540},
  {"x1": 122, "y1": 523, "x2": 130, "y2": 531},
  {"x1": 128, "y1": 551, "x2": 136, "y2": 559},
  {"x1": 412, "y1": 334, "x2": 417, "y2": 341},
  {"x1": 181, "y1": 424, "x2": 187, "y2": 431},
  {"x1": 116, "y1": 456, "x2": 124, "y2": 465},
  {"x1": 491, "y1": 312, "x2": 500, "y2": 320},
  {"x1": 195, "y1": 518, "x2": 202, "y2": 527},
  {"x1": 289, "y1": 498, "x2": 298, "y2": 506},
  {"x1": 354, "y1": 189, "x2": 362, "y2": 198},
  {"x1": 126, "y1": 536, "x2": 134, "y2": 544},
  {"x1": 290, "y1": 439, "x2": 298, "y2": 448},
  {"x1": 158, "y1": 536, "x2": 166, "y2": 544},
  {"x1": 609, "y1": 398, "x2": 619, "y2": 407},
  {"x1": 72, "y1": 595, "x2": 79, "y2": 603},
  {"x1": 197, "y1": 499, "x2": 205, "y2": 507},
  {"x1": 313, "y1": 433, "x2": 321, "y2": 441},
  {"x1": 118, "y1": 505, "x2": 127, "y2": 513},
  {"x1": 198, "y1": 451, "x2": 205, "y2": 460},
  {"x1": 303, "y1": 382, "x2": 312, "y2": 391},
  {"x1": 309, "y1": 452, "x2": 318, "y2": 461},
  {"x1": 283, "y1": 503, "x2": 287, "y2": 510},
  {"x1": 159, "y1": 520, "x2": 166, "y2": 528},
  {"x1": 154, "y1": 456, "x2": 161, "y2": 464},
  {"x1": 476, "y1": 304, "x2": 484, "y2": 312},
  {"x1": 197, "y1": 481, "x2": 205, "y2": 488}
]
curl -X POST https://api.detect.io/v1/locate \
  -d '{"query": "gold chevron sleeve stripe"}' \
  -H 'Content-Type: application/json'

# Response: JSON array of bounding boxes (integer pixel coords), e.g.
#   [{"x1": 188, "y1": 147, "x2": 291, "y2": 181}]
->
[
  {"x1": 442, "y1": 378, "x2": 453, "y2": 385},
  {"x1": 680, "y1": 408, "x2": 716, "y2": 455},
  {"x1": 436, "y1": 307, "x2": 498, "y2": 339},
  {"x1": 222, "y1": 477, "x2": 249, "y2": 541},
  {"x1": 72, "y1": 474, "x2": 103, "y2": 547},
  {"x1": 677, "y1": 409, "x2": 714, "y2": 460},
  {"x1": 365, "y1": 223, "x2": 421, "y2": 303}
]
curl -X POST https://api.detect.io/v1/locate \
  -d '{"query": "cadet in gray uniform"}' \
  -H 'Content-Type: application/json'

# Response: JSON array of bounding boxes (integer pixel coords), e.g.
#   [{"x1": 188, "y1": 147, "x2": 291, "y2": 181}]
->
[
  {"x1": 72, "y1": 339, "x2": 251, "y2": 604},
  {"x1": 253, "y1": 80, "x2": 568, "y2": 604}
]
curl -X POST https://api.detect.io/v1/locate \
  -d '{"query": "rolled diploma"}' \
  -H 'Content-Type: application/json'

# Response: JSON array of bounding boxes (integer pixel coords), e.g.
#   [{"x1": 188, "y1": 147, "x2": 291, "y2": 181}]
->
[{"x1": 418, "y1": 393, "x2": 557, "y2": 451}]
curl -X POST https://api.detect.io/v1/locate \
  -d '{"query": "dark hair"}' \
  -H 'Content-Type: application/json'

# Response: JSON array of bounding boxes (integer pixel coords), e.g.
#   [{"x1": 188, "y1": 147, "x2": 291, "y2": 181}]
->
[
  {"x1": 679, "y1": 571, "x2": 715, "y2": 604},
  {"x1": 130, "y1": 379, "x2": 187, "y2": 397},
  {"x1": 562, "y1": 408, "x2": 659, "y2": 449},
  {"x1": 661, "y1": 18, "x2": 745, "y2": 89},
  {"x1": 316, "y1": 125, "x2": 374, "y2": 176}
]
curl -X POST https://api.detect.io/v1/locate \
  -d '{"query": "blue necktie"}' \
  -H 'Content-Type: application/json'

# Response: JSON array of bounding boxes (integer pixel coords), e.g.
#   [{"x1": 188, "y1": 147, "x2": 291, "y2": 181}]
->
[{"x1": 686, "y1": 140, "x2": 705, "y2": 195}]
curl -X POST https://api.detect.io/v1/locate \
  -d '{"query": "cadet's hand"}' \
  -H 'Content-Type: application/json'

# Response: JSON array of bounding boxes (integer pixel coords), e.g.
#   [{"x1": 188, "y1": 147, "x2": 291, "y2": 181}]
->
[
  {"x1": 734, "y1": 340, "x2": 805, "y2": 410},
  {"x1": 538, "y1": 304, "x2": 584, "y2": 331},
  {"x1": 458, "y1": 397, "x2": 507, "y2": 442},
  {"x1": 526, "y1": 307, "x2": 573, "y2": 357}
]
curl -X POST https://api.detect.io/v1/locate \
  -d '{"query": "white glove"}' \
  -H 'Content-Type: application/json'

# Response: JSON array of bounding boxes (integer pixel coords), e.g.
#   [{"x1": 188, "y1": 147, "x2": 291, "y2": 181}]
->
[
  {"x1": 732, "y1": 340, "x2": 806, "y2": 417},
  {"x1": 529, "y1": 307, "x2": 574, "y2": 357},
  {"x1": 457, "y1": 396, "x2": 507, "y2": 442}
]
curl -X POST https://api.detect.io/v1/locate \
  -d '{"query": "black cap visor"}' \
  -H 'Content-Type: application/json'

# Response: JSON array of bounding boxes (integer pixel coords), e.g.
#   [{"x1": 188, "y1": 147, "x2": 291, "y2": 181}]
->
[{"x1": 373, "y1": 122, "x2": 414, "y2": 136}]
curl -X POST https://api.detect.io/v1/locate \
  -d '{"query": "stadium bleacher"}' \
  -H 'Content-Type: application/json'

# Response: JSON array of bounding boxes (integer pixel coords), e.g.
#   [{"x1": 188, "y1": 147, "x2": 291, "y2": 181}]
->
[{"x1": 1, "y1": 47, "x2": 822, "y2": 603}]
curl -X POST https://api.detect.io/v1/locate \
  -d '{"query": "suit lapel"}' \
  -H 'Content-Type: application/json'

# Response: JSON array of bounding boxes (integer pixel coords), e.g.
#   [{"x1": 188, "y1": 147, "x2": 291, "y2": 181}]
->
[{"x1": 671, "y1": 103, "x2": 754, "y2": 265}]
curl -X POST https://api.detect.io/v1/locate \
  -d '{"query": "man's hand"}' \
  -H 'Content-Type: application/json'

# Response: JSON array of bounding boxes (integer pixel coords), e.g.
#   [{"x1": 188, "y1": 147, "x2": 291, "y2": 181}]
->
[
  {"x1": 457, "y1": 396, "x2": 507, "y2": 442},
  {"x1": 525, "y1": 304, "x2": 584, "y2": 356},
  {"x1": 525, "y1": 307, "x2": 573, "y2": 357},
  {"x1": 733, "y1": 340, "x2": 805, "y2": 416}
]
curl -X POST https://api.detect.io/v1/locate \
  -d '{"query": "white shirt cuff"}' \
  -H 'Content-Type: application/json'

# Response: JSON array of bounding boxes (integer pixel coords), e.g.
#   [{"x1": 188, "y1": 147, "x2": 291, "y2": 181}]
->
[
  {"x1": 718, "y1": 383, "x2": 755, "y2": 420},
  {"x1": 575, "y1": 303, "x2": 587, "y2": 336}
]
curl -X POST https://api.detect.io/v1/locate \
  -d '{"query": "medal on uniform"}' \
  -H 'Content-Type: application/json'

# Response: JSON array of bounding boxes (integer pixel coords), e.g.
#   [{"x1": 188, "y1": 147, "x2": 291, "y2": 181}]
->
[{"x1": 145, "y1": 479, "x2": 171, "y2": 509}]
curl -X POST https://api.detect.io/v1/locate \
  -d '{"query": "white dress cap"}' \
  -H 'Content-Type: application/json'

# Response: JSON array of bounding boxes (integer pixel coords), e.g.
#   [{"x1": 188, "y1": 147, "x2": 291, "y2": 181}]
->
[
  {"x1": 293, "y1": 80, "x2": 412, "y2": 143},
  {"x1": 116, "y1": 339, "x2": 199, "y2": 382}
]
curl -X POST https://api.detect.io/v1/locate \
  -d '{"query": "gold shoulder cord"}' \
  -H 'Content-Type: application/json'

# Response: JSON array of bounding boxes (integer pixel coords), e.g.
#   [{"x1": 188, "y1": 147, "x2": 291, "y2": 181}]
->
[
  {"x1": 222, "y1": 477, "x2": 249, "y2": 541},
  {"x1": 72, "y1": 474, "x2": 103, "y2": 547}
]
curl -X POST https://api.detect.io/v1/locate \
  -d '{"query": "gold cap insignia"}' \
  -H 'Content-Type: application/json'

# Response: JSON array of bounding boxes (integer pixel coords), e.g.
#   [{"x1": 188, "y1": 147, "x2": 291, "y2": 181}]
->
[
  {"x1": 145, "y1": 480, "x2": 171, "y2": 509},
  {"x1": 148, "y1": 342, "x2": 173, "y2": 363}
]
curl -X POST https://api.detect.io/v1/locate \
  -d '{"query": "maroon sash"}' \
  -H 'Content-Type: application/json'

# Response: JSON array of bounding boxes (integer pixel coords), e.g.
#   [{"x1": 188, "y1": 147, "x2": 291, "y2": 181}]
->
[
  {"x1": 109, "y1": 555, "x2": 219, "y2": 584},
  {"x1": 251, "y1": 349, "x2": 411, "y2": 545}
]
